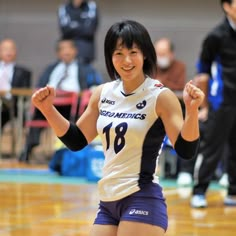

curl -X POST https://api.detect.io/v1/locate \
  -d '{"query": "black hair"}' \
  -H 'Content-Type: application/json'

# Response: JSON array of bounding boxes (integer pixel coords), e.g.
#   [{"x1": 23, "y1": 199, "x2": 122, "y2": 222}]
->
[
  {"x1": 221, "y1": 0, "x2": 232, "y2": 5},
  {"x1": 104, "y1": 20, "x2": 157, "y2": 80}
]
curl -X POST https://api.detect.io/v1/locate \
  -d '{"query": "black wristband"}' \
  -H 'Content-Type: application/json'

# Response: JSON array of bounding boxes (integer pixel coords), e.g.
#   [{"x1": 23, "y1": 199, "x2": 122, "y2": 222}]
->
[
  {"x1": 174, "y1": 133, "x2": 200, "y2": 160},
  {"x1": 58, "y1": 122, "x2": 88, "y2": 151}
]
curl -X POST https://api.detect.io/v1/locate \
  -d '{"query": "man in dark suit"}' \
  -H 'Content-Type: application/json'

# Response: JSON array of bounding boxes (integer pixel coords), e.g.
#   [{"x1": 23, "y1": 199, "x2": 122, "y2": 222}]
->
[
  {"x1": 0, "y1": 38, "x2": 32, "y2": 129},
  {"x1": 19, "y1": 39, "x2": 103, "y2": 162}
]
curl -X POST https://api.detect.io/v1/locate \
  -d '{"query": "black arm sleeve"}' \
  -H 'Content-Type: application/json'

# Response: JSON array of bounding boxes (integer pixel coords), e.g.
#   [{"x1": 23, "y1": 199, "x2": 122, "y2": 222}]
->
[
  {"x1": 58, "y1": 122, "x2": 88, "y2": 151},
  {"x1": 174, "y1": 133, "x2": 200, "y2": 160}
]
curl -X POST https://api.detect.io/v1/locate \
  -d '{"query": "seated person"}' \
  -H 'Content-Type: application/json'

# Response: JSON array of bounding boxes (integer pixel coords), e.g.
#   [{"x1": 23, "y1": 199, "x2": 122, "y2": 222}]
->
[
  {"x1": 154, "y1": 38, "x2": 186, "y2": 93},
  {"x1": 0, "y1": 38, "x2": 32, "y2": 129},
  {"x1": 19, "y1": 39, "x2": 103, "y2": 162}
]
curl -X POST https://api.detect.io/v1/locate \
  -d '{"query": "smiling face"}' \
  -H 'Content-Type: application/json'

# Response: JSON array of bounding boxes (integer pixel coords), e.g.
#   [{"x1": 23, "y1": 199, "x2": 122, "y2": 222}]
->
[
  {"x1": 104, "y1": 20, "x2": 157, "y2": 81},
  {"x1": 112, "y1": 39, "x2": 145, "y2": 82}
]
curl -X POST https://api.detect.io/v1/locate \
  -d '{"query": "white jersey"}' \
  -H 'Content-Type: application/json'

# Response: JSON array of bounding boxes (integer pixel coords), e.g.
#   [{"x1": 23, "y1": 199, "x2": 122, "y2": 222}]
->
[{"x1": 96, "y1": 77, "x2": 168, "y2": 201}]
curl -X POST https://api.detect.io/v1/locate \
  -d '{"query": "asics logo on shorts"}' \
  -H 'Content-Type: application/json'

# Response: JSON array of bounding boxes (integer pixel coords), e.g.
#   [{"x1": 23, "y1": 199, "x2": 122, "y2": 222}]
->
[{"x1": 129, "y1": 209, "x2": 149, "y2": 216}]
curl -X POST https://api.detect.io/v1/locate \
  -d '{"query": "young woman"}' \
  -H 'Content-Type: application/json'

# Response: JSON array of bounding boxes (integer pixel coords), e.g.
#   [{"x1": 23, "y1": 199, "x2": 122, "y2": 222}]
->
[{"x1": 31, "y1": 20, "x2": 204, "y2": 236}]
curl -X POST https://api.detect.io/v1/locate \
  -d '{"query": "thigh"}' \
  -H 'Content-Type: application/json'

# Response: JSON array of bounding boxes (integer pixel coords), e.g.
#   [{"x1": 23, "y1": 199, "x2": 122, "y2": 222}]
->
[
  {"x1": 90, "y1": 224, "x2": 117, "y2": 236},
  {"x1": 118, "y1": 221, "x2": 165, "y2": 236}
]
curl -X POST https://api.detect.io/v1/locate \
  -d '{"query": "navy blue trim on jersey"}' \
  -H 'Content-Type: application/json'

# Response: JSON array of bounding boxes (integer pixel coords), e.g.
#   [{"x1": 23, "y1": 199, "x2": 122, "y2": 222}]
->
[
  {"x1": 138, "y1": 118, "x2": 166, "y2": 187},
  {"x1": 120, "y1": 91, "x2": 136, "y2": 97}
]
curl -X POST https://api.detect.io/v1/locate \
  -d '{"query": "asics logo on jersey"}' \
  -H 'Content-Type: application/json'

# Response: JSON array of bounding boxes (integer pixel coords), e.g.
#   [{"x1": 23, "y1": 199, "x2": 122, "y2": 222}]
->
[
  {"x1": 129, "y1": 209, "x2": 149, "y2": 216},
  {"x1": 136, "y1": 100, "x2": 147, "y2": 110},
  {"x1": 101, "y1": 98, "x2": 115, "y2": 105}
]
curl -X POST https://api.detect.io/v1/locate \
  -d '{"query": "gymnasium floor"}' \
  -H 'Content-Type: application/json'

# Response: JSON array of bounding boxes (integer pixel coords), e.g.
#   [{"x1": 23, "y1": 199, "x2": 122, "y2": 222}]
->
[{"x1": 0, "y1": 157, "x2": 235, "y2": 236}]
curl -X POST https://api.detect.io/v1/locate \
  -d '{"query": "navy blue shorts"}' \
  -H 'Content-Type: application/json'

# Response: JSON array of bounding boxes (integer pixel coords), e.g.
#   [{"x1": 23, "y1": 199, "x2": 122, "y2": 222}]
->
[{"x1": 94, "y1": 183, "x2": 168, "y2": 231}]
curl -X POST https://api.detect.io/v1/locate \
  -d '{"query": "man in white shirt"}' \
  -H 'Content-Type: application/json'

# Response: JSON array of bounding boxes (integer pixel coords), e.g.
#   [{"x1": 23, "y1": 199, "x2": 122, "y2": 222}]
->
[
  {"x1": 19, "y1": 39, "x2": 102, "y2": 162},
  {"x1": 0, "y1": 38, "x2": 31, "y2": 129}
]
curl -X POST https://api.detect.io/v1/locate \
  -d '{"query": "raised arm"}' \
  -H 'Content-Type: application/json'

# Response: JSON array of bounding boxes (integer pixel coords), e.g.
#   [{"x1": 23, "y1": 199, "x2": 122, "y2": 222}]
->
[
  {"x1": 31, "y1": 86, "x2": 70, "y2": 136},
  {"x1": 157, "y1": 80, "x2": 204, "y2": 159},
  {"x1": 31, "y1": 84, "x2": 103, "y2": 150}
]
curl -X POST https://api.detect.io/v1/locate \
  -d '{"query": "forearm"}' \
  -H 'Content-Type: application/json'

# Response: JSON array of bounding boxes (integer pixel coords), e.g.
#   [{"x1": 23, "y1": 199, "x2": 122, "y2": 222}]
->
[
  {"x1": 173, "y1": 81, "x2": 203, "y2": 159},
  {"x1": 174, "y1": 109, "x2": 200, "y2": 159},
  {"x1": 181, "y1": 108, "x2": 200, "y2": 141},
  {"x1": 39, "y1": 105, "x2": 70, "y2": 137}
]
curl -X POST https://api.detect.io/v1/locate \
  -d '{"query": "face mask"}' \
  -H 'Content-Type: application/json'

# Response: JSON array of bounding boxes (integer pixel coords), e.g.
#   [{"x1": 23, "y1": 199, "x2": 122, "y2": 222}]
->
[{"x1": 157, "y1": 56, "x2": 171, "y2": 69}]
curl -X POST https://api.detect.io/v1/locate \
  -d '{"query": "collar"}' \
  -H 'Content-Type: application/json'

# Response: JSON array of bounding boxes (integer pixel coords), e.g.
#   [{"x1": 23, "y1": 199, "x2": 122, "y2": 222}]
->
[
  {"x1": 227, "y1": 16, "x2": 236, "y2": 31},
  {"x1": 0, "y1": 61, "x2": 15, "y2": 67},
  {"x1": 60, "y1": 59, "x2": 78, "y2": 67}
]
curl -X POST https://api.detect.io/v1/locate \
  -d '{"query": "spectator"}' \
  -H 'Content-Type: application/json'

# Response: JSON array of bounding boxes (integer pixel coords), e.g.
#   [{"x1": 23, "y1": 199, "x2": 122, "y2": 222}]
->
[
  {"x1": 154, "y1": 38, "x2": 186, "y2": 92},
  {"x1": 58, "y1": 0, "x2": 99, "y2": 64},
  {"x1": 191, "y1": 0, "x2": 236, "y2": 208},
  {"x1": 0, "y1": 38, "x2": 32, "y2": 129},
  {"x1": 19, "y1": 39, "x2": 103, "y2": 162}
]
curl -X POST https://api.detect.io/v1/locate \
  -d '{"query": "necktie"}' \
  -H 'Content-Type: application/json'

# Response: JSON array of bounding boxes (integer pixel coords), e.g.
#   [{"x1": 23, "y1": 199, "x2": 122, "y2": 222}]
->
[{"x1": 56, "y1": 65, "x2": 68, "y2": 90}]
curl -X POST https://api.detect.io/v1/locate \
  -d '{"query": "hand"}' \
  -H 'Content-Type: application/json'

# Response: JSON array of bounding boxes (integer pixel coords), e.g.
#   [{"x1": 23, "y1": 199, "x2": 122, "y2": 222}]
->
[
  {"x1": 183, "y1": 80, "x2": 205, "y2": 112},
  {"x1": 31, "y1": 86, "x2": 56, "y2": 112}
]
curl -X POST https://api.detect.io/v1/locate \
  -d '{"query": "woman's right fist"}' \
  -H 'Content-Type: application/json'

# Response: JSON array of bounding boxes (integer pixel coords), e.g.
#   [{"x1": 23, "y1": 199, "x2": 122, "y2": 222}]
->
[{"x1": 32, "y1": 86, "x2": 56, "y2": 111}]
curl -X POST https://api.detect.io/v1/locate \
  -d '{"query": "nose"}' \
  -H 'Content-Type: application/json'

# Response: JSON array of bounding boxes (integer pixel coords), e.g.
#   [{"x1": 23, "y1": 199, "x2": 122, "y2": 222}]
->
[{"x1": 124, "y1": 55, "x2": 132, "y2": 64}]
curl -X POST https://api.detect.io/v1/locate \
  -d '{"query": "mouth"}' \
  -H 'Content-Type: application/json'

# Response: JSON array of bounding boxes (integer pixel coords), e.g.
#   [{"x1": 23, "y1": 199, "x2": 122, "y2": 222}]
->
[{"x1": 121, "y1": 66, "x2": 135, "y2": 72}]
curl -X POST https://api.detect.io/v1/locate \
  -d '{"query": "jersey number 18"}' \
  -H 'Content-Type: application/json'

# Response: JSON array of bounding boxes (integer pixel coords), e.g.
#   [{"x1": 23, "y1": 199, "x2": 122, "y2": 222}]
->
[{"x1": 103, "y1": 122, "x2": 128, "y2": 154}]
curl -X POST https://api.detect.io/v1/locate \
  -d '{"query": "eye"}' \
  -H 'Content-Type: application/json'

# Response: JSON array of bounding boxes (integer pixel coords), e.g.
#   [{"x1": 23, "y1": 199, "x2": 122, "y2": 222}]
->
[
  {"x1": 131, "y1": 50, "x2": 138, "y2": 54},
  {"x1": 114, "y1": 51, "x2": 122, "y2": 56}
]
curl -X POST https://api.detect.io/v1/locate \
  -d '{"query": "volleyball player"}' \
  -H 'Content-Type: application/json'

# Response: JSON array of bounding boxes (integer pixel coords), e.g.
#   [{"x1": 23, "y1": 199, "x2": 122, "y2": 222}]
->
[{"x1": 30, "y1": 20, "x2": 204, "y2": 236}]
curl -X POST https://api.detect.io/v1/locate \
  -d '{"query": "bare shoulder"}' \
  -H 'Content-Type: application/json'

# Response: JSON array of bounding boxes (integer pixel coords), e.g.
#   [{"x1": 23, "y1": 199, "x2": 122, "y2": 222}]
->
[
  {"x1": 88, "y1": 84, "x2": 104, "y2": 108},
  {"x1": 156, "y1": 88, "x2": 181, "y2": 116},
  {"x1": 89, "y1": 84, "x2": 105, "y2": 105}
]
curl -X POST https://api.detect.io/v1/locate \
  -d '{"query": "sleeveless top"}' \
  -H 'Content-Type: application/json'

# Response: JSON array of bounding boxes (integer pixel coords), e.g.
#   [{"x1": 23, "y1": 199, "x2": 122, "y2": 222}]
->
[{"x1": 96, "y1": 77, "x2": 168, "y2": 201}]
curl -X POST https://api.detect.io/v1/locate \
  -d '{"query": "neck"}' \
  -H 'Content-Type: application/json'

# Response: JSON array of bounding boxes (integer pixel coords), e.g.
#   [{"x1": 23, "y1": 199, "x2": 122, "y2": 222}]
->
[
  {"x1": 1, "y1": 61, "x2": 14, "y2": 66},
  {"x1": 227, "y1": 16, "x2": 236, "y2": 30},
  {"x1": 122, "y1": 75, "x2": 146, "y2": 94}
]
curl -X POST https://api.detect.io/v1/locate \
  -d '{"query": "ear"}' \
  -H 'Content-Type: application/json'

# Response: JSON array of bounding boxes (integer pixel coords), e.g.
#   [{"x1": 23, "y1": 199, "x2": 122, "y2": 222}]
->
[{"x1": 222, "y1": 2, "x2": 231, "y2": 14}]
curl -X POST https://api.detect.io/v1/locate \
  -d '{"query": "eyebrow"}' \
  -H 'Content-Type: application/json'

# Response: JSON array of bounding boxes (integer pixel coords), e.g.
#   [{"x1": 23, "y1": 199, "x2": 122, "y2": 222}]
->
[{"x1": 114, "y1": 45, "x2": 139, "y2": 50}]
